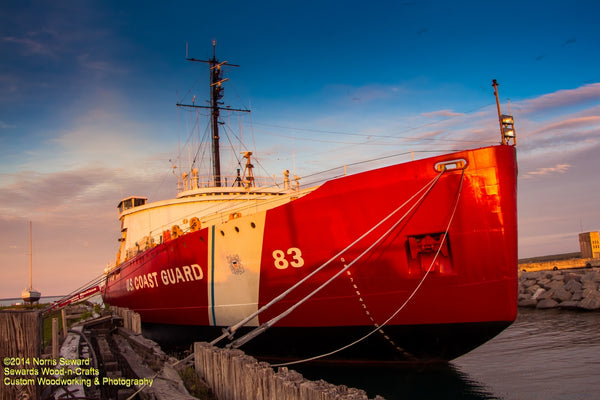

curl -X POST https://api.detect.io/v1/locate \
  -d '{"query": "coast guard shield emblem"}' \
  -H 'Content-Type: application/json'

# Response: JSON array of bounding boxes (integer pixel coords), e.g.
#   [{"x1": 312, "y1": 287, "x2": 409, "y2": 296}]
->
[{"x1": 227, "y1": 254, "x2": 245, "y2": 275}]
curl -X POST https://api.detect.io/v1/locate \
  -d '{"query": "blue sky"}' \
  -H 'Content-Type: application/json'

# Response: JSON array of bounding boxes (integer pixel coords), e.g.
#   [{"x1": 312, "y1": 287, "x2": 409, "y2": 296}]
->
[{"x1": 1, "y1": 0, "x2": 599, "y2": 298}]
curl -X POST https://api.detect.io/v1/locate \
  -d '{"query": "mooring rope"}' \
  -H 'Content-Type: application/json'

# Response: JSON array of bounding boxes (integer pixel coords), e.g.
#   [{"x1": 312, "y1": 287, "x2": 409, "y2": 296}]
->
[
  {"x1": 226, "y1": 169, "x2": 449, "y2": 349},
  {"x1": 208, "y1": 170, "x2": 446, "y2": 347},
  {"x1": 270, "y1": 169, "x2": 465, "y2": 367}
]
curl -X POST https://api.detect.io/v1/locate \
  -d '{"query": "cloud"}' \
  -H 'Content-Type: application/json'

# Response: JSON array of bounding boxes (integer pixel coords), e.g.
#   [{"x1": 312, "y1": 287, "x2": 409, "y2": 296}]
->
[
  {"x1": 561, "y1": 37, "x2": 576, "y2": 47},
  {"x1": 522, "y1": 113, "x2": 600, "y2": 144},
  {"x1": 0, "y1": 141, "x2": 177, "y2": 298},
  {"x1": 0, "y1": 167, "x2": 117, "y2": 218},
  {"x1": 0, "y1": 73, "x2": 20, "y2": 96},
  {"x1": 77, "y1": 53, "x2": 128, "y2": 75},
  {"x1": 327, "y1": 83, "x2": 405, "y2": 106},
  {"x1": 0, "y1": 212, "x2": 119, "y2": 298},
  {"x1": 518, "y1": 231, "x2": 580, "y2": 258},
  {"x1": 516, "y1": 113, "x2": 600, "y2": 161},
  {"x1": 522, "y1": 163, "x2": 571, "y2": 179},
  {"x1": 421, "y1": 109, "x2": 465, "y2": 118},
  {"x1": 519, "y1": 83, "x2": 600, "y2": 115},
  {"x1": 28, "y1": 89, "x2": 176, "y2": 172},
  {"x1": 537, "y1": 116, "x2": 600, "y2": 133},
  {"x1": 504, "y1": 84, "x2": 600, "y2": 163},
  {"x1": 2, "y1": 35, "x2": 56, "y2": 57},
  {"x1": 0, "y1": 120, "x2": 15, "y2": 129}
]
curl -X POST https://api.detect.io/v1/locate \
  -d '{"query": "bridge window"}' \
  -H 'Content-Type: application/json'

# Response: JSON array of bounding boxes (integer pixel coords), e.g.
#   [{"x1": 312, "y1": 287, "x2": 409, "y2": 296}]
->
[{"x1": 118, "y1": 196, "x2": 148, "y2": 213}]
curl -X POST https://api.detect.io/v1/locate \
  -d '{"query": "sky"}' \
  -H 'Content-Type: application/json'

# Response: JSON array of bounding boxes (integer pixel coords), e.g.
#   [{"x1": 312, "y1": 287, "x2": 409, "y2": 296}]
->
[{"x1": 1, "y1": 0, "x2": 599, "y2": 298}]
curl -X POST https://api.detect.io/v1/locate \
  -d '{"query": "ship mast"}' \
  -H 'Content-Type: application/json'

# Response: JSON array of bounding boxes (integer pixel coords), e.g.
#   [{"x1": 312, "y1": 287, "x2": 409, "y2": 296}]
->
[
  {"x1": 28, "y1": 220, "x2": 33, "y2": 290},
  {"x1": 21, "y1": 220, "x2": 41, "y2": 304},
  {"x1": 177, "y1": 41, "x2": 250, "y2": 187},
  {"x1": 492, "y1": 79, "x2": 517, "y2": 146}
]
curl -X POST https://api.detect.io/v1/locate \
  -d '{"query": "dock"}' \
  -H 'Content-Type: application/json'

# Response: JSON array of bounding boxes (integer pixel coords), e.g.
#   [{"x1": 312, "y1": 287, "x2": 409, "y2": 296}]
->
[
  {"x1": 1, "y1": 304, "x2": 383, "y2": 399},
  {"x1": 0, "y1": 309, "x2": 43, "y2": 400}
]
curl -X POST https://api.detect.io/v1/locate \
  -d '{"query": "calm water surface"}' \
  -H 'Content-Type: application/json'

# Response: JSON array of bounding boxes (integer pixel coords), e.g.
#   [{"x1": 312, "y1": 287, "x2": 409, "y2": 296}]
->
[
  {"x1": 295, "y1": 309, "x2": 600, "y2": 399},
  {"x1": 0, "y1": 296, "x2": 64, "y2": 307}
]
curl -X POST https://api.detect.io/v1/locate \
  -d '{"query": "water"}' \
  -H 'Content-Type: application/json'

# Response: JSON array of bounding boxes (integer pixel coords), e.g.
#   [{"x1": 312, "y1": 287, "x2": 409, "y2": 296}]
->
[
  {"x1": 0, "y1": 295, "x2": 65, "y2": 307},
  {"x1": 5, "y1": 297, "x2": 594, "y2": 398},
  {"x1": 294, "y1": 309, "x2": 600, "y2": 399},
  {"x1": 0, "y1": 295, "x2": 103, "y2": 307}
]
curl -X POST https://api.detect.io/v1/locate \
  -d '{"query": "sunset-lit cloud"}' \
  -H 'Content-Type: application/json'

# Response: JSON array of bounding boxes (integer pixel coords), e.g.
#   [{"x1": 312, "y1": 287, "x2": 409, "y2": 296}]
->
[
  {"x1": 521, "y1": 163, "x2": 571, "y2": 179},
  {"x1": 541, "y1": 116, "x2": 600, "y2": 133},
  {"x1": 519, "y1": 83, "x2": 600, "y2": 115},
  {"x1": 1, "y1": 1, "x2": 599, "y2": 298},
  {"x1": 421, "y1": 109, "x2": 465, "y2": 118}
]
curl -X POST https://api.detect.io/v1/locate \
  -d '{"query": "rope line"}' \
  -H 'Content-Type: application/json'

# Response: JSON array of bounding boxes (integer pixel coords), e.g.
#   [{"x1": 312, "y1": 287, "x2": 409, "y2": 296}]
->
[
  {"x1": 225, "y1": 170, "x2": 446, "y2": 348},
  {"x1": 271, "y1": 169, "x2": 465, "y2": 367},
  {"x1": 209, "y1": 170, "x2": 444, "y2": 346}
]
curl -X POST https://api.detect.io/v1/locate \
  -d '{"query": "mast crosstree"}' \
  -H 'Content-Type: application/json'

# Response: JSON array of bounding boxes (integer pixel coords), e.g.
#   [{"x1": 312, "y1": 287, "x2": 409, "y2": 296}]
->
[{"x1": 176, "y1": 41, "x2": 250, "y2": 187}]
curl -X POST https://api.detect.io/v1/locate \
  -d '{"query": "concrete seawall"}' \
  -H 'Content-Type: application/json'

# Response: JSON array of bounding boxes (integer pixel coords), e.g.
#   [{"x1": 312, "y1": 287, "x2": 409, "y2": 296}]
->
[{"x1": 518, "y1": 267, "x2": 600, "y2": 310}]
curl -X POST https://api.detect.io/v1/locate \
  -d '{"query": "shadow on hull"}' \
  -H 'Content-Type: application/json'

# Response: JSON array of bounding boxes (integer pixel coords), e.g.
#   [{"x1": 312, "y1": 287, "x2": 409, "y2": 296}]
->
[{"x1": 141, "y1": 320, "x2": 512, "y2": 365}]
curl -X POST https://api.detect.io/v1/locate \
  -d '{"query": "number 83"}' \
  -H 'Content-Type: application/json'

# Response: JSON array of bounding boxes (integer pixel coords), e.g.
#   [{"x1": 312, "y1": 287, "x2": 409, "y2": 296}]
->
[{"x1": 272, "y1": 247, "x2": 305, "y2": 269}]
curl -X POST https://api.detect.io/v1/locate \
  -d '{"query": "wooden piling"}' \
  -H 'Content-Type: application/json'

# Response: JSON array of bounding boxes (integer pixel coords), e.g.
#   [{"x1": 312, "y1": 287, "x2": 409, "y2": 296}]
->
[
  {"x1": 193, "y1": 342, "x2": 375, "y2": 400},
  {"x1": 112, "y1": 306, "x2": 142, "y2": 334},
  {"x1": 61, "y1": 308, "x2": 67, "y2": 339},
  {"x1": 0, "y1": 310, "x2": 42, "y2": 400},
  {"x1": 51, "y1": 317, "x2": 59, "y2": 360},
  {"x1": 131, "y1": 311, "x2": 141, "y2": 334}
]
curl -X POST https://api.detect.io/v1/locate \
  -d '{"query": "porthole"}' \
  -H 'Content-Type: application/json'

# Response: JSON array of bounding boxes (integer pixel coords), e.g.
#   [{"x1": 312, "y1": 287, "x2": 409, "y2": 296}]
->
[{"x1": 250, "y1": 222, "x2": 256, "y2": 228}]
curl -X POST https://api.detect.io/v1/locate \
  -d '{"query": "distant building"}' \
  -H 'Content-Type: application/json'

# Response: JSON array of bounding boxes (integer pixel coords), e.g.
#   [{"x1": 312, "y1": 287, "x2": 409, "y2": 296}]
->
[{"x1": 579, "y1": 231, "x2": 600, "y2": 259}]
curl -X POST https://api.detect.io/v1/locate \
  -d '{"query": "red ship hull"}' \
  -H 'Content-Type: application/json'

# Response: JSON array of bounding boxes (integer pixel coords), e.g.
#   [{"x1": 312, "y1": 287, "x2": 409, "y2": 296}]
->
[{"x1": 103, "y1": 144, "x2": 517, "y2": 363}]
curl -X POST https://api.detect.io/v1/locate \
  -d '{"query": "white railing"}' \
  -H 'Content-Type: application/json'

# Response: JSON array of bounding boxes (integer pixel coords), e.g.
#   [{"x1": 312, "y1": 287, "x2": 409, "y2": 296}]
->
[{"x1": 177, "y1": 174, "x2": 301, "y2": 193}]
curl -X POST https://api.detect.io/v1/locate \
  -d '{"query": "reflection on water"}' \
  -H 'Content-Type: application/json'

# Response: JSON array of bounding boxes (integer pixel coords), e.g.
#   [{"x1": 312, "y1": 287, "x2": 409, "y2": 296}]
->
[
  {"x1": 454, "y1": 308, "x2": 600, "y2": 400},
  {"x1": 295, "y1": 363, "x2": 495, "y2": 400},
  {"x1": 295, "y1": 309, "x2": 600, "y2": 399}
]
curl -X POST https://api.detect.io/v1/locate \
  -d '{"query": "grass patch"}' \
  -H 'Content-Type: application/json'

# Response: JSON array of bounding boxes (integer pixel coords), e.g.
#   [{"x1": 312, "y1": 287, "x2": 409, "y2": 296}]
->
[
  {"x1": 0, "y1": 303, "x2": 45, "y2": 310},
  {"x1": 42, "y1": 310, "x2": 65, "y2": 350},
  {"x1": 179, "y1": 366, "x2": 217, "y2": 400}
]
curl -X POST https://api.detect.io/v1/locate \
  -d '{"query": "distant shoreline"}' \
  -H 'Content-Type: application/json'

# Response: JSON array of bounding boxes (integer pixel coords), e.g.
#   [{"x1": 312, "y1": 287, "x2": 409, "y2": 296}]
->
[
  {"x1": 0, "y1": 295, "x2": 66, "y2": 307},
  {"x1": 518, "y1": 252, "x2": 581, "y2": 264}
]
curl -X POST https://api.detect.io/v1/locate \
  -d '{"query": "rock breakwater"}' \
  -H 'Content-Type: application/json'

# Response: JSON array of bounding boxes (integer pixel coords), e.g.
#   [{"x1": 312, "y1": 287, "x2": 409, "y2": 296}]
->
[{"x1": 518, "y1": 267, "x2": 600, "y2": 310}]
